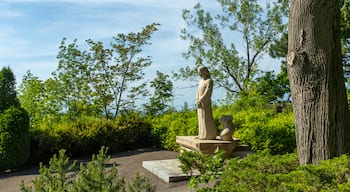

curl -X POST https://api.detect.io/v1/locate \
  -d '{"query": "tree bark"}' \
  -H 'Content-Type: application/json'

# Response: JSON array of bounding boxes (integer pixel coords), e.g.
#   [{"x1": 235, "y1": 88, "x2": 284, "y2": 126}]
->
[{"x1": 288, "y1": 0, "x2": 350, "y2": 165}]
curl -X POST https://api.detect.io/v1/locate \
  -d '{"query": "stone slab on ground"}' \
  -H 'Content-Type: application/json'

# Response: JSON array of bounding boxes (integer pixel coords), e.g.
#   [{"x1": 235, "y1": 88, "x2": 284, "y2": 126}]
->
[
  {"x1": 176, "y1": 136, "x2": 237, "y2": 157},
  {"x1": 142, "y1": 159, "x2": 199, "y2": 183}
]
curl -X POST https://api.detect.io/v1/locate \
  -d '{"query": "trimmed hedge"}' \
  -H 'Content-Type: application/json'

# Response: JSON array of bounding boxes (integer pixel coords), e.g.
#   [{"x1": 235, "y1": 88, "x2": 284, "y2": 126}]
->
[
  {"x1": 234, "y1": 109, "x2": 295, "y2": 154},
  {"x1": 29, "y1": 113, "x2": 153, "y2": 163},
  {"x1": 0, "y1": 106, "x2": 30, "y2": 170}
]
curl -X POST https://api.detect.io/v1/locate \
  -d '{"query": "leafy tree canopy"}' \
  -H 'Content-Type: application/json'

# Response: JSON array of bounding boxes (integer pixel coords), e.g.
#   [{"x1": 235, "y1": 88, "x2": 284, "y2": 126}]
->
[{"x1": 175, "y1": 0, "x2": 289, "y2": 100}]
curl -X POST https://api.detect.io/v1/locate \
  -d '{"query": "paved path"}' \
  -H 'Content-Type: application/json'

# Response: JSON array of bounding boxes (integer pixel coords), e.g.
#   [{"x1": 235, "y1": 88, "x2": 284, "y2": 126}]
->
[{"x1": 0, "y1": 148, "x2": 190, "y2": 192}]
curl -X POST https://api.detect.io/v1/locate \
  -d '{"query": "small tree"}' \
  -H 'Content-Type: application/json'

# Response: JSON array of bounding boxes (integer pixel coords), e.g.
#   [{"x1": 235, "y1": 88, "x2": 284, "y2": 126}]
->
[
  {"x1": 0, "y1": 67, "x2": 19, "y2": 112},
  {"x1": 176, "y1": 0, "x2": 288, "y2": 99},
  {"x1": 0, "y1": 67, "x2": 30, "y2": 170},
  {"x1": 21, "y1": 147, "x2": 156, "y2": 192},
  {"x1": 51, "y1": 23, "x2": 160, "y2": 119},
  {"x1": 144, "y1": 71, "x2": 173, "y2": 115}
]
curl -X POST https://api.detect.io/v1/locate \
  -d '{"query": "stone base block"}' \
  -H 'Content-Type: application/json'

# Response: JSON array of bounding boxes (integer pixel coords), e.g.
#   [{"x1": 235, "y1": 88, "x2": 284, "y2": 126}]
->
[
  {"x1": 142, "y1": 159, "x2": 199, "y2": 183},
  {"x1": 176, "y1": 136, "x2": 237, "y2": 157}
]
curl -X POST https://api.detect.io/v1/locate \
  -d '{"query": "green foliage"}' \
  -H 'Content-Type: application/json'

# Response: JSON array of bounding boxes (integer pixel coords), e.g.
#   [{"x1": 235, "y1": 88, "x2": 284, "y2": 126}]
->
[
  {"x1": 219, "y1": 153, "x2": 350, "y2": 191},
  {"x1": 178, "y1": 150, "x2": 225, "y2": 191},
  {"x1": 126, "y1": 172, "x2": 156, "y2": 192},
  {"x1": 219, "y1": 95, "x2": 295, "y2": 155},
  {"x1": 72, "y1": 147, "x2": 125, "y2": 192},
  {"x1": 19, "y1": 23, "x2": 160, "y2": 124},
  {"x1": 251, "y1": 69, "x2": 290, "y2": 103},
  {"x1": 21, "y1": 149, "x2": 77, "y2": 192},
  {"x1": 218, "y1": 152, "x2": 299, "y2": 192},
  {"x1": 234, "y1": 109, "x2": 295, "y2": 154},
  {"x1": 150, "y1": 96, "x2": 295, "y2": 155},
  {"x1": 21, "y1": 147, "x2": 156, "y2": 192},
  {"x1": 0, "y1": 67, "x2": 20, "y2": 112},
  {"x1": 177, "y1": 0, "x2": 288, "y2": 98},
  {"x1": 277, "y1": 155, "x2": 350, "y2": 191},
  {"x1": 54, "y1": 38, "x2": 93, "y2": 121},
  {"x1": 18, "y1": 71, "x2": 62, "y2": 129},
  {"x1": 143, "y1": 71, "x2": 174, "y2": 116},
  {"x1": 54, "y1": 23, "x2": 159, "y2": 119},
  {"x1": 0, "y1": 105, "x2": 30, "y2": 170},
  {"x1": 150, "y1": 110, "x2": 199, "y2": 151},
  {"x1": 179, "y1": 151, "x2": 350, "y2": 192},
  {"x1": 29, "y1": 113, "x2": 152, "y2": 163}
]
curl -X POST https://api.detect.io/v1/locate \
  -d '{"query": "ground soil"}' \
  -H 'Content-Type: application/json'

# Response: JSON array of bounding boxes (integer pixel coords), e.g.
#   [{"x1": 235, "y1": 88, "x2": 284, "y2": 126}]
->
[{"x1": 0, "y1": 148, "x2": 190, "y2": 192}]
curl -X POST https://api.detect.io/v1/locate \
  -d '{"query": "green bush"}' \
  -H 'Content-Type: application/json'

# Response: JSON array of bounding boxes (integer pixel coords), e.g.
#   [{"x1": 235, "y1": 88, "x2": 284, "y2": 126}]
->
[
  {"x1": 234, "y1": 109, "x2": 295, "y2": 154},
  {"x1": 218, "y1": 152, "x2": 299, "y2": 192},
  {"x1": 29, "y1": 113, "x2": 153, "y2": 163},
  {"x1": 0, "y1": 106, "x2": 30, "y2": 170},
  {"x1": 21, "y1": 147, "x2": 156, "y2": 192},
  {"x1": 178, "y1": 149, "x2": 226, "y2": 191},
  {"x1": 280, "y1": 155, "x2": 350, "y2": 191},
  {"x1": 149, "y1": 102, "x2": 295, "y2": 155},
  {"x1": 196, "y1": 152, "x2": 350, "y2": 192},
  {"x1": 150, "y1": 110, "x2": 199, "y2": 151}
]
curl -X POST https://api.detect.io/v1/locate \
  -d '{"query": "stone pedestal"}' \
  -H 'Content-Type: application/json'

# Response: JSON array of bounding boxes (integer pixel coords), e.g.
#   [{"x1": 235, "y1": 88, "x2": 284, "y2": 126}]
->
[
  {"x1": 142, "y1": 159, "x2": 200, "y2": 183},
  {"x1": 176, "y1": 136, "x2": 237, "y2": 157}
]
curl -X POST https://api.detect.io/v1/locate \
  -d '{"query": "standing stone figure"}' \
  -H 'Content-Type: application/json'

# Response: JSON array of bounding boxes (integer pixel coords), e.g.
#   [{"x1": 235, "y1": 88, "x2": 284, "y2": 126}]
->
[{"x1": 196, "y1": 66, "x2": 217, "y2": 140}]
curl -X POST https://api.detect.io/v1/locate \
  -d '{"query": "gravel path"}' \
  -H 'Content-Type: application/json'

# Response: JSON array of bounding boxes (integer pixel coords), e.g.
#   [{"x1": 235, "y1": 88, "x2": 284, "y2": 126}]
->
[{"x1": 0, "y1": 148, "x2": 190, "y2": 192}]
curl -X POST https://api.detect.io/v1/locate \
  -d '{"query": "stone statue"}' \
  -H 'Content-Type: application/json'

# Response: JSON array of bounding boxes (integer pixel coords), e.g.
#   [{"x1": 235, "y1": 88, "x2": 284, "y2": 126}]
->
[
  {"x1": 195, "y1": 66, "x2": 217, "y2": 140},
  {"x1": 220, "y1": 115, "x2": 234, "y2": 141}
]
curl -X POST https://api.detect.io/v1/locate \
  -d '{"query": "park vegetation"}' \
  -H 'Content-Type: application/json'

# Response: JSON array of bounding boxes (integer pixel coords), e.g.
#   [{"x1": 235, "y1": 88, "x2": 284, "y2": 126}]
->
[{"x1": 0, "y1": 0, "x2": 349, "y2": 191}]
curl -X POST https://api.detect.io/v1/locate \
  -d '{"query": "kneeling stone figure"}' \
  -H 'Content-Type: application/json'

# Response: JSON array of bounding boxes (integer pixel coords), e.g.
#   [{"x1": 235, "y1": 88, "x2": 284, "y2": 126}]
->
[{"x1": 220, "y1": 115, "x2": 234, "y2": 141}]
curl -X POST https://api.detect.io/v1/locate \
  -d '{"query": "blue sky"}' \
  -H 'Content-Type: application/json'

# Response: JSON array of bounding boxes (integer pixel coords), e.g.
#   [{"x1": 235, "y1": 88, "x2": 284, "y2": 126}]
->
[{"x1": 0, "y1": 0, "x2": 280, "y2": 109}]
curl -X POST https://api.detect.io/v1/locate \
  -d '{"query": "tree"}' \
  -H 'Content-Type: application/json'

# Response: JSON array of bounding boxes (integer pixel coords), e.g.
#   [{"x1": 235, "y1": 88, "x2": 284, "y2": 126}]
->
[
  {"x1": 18, "y1": 71, "x2": 45, "y2": 128},
  {"x1": 109, "y1": 23, "x2": 159, "y2": 117},
  {"x1": 85, "y1": 40, "x2": 114, "y2": 119},
  {"x1": 270, "y1": 0, "x2": 350, "y2": 94},
  {"x1": 0, "y1": 67, "x2": 19, "y2": 112},
  {"x1": 0, "y1": 67, "x2": 30, "y2": 170},
  {"x1": 47, "y1": 23, "x2": 159, "y2": 120},
  {"x1": 288, "y1": 0, "x2": 350, "y2": 164},
  {"x1": 251, "y1": 70, "x2": 290, "y2": 103},
  {"x1": 143, "y1": 71, "x2": 173, "y2": 115},
  {"x1": 19, "y1": 71, "x2": 63, "y2": 128},
  {"x1": 341, "y1": 0, "x2": 350, "y2": 76},
  {"x1": 0, "y1": 106, "x2": 30, "y2": 170},
  {"x1": 55, "y1": 38, "x2": 92, "y2": 121},
  {"x1": 176, "y1": 0, "x2": 288, "y2": 98}
]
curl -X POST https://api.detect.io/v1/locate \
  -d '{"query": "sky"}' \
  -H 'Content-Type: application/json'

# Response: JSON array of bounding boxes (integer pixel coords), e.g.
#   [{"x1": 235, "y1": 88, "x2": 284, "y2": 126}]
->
[{"x1": 0, "y1": 0, "x2": 280, "y2": 109}]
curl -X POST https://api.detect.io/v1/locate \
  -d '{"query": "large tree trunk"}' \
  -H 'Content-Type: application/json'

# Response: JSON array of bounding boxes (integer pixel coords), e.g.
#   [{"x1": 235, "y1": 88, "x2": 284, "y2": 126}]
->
[{"x1": 287, "y1": 0, "x2": 350, "y2": 165}]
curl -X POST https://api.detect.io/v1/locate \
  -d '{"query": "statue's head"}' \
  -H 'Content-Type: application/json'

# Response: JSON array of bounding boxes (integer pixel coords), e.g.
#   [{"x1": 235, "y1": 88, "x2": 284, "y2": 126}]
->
[
  {"x1": 197, "y1": 66, "x2": 210, "y2": 78},
  {"x1": 221, "y1": 115, "x2": 233, "y2": 128}
]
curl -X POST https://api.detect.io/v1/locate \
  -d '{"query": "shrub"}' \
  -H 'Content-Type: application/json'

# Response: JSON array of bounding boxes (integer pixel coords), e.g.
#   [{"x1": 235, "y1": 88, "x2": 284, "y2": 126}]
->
[
  {"x1": 234, "y1": 109, "x2": 295, "y2": 154},
  {"x1": 149, "y1": 103, "x2": 295, "y2": 155},
  {"x1": 150, "y1": 110, "x2": 199, "y2": 151},
  {"x1": 0, "y1": 106, "x2": 30, "y2": 170},
  {"x1": 218, "y1": 152, "x2": 299, "y2": 192},
  {"x1": 184, "y1": 152, "x2": 350, "y2": 192},
  {"x1": 280, "y1": 155, "x2": 350, "y2": 191},
  {"x1": 178, "y1": 149, "x2": 226, "y2": 191},
  {"x1": 21, "y1": 146, "x2": 156, "y2": 192},
  {"x1": 29, "y1": 113, "x2": 153, "y2": 163}
]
